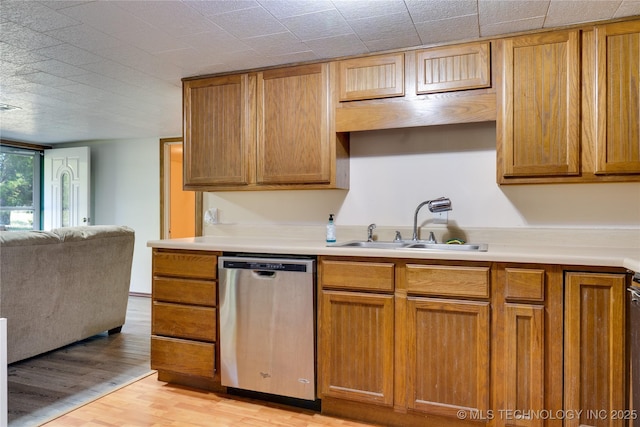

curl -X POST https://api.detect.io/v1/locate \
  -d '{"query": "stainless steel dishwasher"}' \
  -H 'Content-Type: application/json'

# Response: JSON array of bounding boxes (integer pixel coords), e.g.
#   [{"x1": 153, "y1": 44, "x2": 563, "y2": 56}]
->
[{"x1": 218, "y1": 255, "x2": 316, "y2": 401}]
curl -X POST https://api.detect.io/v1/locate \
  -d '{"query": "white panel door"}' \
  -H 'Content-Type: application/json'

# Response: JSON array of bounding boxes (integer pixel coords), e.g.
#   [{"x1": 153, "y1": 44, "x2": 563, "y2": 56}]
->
[{"x1": 44, "y1": 147, "x2": 90, "y2": 230}]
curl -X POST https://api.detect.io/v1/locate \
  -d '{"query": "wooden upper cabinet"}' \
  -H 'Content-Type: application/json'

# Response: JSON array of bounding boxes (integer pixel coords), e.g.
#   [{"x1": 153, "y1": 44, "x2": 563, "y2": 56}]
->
[
  {"x1": 183, "y1": 63, "x2": 349, "y2": 190},
  {"x1": 338, "y1": 53, "x2": 405, "y2": 101},
  {"x1": 334, "y1": 44, "x2": 496, "y2": 132},
  {"x1": 416, "y1": 42, "x2": 491, "y2": 94},
  {"x1": 257, "y1": 64, "x2": 331, "y2": 185},
  {"x1": 183, "y1": 74, "x2": 254, "y2": 188},
  {"x1": 594, "y1": 20, "x2": 640, "y2": 174},
  {"x1": 497, "y1": 30, "x2": 581, "y2": 181}
]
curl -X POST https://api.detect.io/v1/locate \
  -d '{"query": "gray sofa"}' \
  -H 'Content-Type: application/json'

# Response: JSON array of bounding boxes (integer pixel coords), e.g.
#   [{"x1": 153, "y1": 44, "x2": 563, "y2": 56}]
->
[{"x1": 0, "y1": 225, "x2": 134, "y2": 364}]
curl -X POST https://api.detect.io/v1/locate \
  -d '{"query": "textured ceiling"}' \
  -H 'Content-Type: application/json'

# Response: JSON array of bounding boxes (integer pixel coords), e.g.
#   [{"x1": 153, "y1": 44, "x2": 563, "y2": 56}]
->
[{"x1": 1, "y1": 0, "x2": 640, "y2": 144}]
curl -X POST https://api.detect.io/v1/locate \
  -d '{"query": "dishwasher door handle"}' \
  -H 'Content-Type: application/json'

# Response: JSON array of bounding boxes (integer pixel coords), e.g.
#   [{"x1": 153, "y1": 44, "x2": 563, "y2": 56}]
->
[
  {"x1": 253, "y1": 270, "x2": 277, "y2": 278},
  {"x1": 629, "y1": 286, "x2": 640, "y2": 304}
]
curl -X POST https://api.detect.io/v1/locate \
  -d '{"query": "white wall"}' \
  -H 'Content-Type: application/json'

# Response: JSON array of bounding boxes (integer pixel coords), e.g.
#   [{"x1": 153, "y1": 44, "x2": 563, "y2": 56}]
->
[
  {"x1": 58, "y1": 124, "x2": 640, "y2": 293},
  {"x1": 60, "y1": 138, "x2": 160, "y2": 294},
  {"x1": 204, "y1": 122, "x2": 640, "y2": 230}
]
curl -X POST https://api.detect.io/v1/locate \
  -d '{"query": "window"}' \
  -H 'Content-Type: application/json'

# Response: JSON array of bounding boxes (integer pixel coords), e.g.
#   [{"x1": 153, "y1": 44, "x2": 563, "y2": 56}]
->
[{"x1": 0, "y1": 145, "x2": 42, "y2": 230}]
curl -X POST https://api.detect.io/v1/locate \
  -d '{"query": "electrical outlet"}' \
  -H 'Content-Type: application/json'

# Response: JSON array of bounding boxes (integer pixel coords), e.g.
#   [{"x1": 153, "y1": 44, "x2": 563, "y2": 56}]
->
[
  {"x1": 432, "y1": 211, "x2": 448, "y2": 224},
  {"x1": 204, "y1": 208, "x2": 218, "y2": 225}
]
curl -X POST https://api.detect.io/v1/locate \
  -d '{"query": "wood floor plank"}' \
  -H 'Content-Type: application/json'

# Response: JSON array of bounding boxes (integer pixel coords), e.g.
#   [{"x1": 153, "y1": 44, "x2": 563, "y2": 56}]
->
[
  {"x1": 42, "y1": 373, "x2": 379, "y2": 426},
  {"x1": 17, "y1": 295, "x2": 378, "y2": 426},
  {"x1": 8, "y1": 296, "x2": 152, "y2": 426}
]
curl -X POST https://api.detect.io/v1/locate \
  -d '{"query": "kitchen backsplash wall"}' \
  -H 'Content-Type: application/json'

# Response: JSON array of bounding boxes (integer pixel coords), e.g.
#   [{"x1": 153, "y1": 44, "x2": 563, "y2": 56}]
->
[{"x1": 203, "y1": 122, "x2": 640, "y2": 231}]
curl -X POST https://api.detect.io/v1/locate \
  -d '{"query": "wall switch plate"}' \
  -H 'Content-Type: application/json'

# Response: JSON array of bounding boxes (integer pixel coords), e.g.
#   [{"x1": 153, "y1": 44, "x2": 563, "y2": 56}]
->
[
  {"x1": 432, "y1": 211, "x2": 448, "y2": 224},
  {"x1": 204, "y1": 208, "x2": 218, "y2": 225}
]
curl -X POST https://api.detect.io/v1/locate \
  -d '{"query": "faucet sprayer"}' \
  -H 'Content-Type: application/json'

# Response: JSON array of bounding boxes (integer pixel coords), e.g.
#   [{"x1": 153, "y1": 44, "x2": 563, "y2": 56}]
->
[{"x1": 412, "y1": 197, "x2": 452, "y2": 241}]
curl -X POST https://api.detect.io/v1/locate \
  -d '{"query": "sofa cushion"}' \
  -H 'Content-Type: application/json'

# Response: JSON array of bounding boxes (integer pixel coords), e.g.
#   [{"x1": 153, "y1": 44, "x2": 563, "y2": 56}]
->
[
  {"x1": 0, "y1": 230, "x2": 60, "y2": 247},
  {"x1": 0, "y1": 225, "x2": 135, "y2": 363},
  {"x1": 51, "y1": 225, "x2": 134, "y2": 242}
]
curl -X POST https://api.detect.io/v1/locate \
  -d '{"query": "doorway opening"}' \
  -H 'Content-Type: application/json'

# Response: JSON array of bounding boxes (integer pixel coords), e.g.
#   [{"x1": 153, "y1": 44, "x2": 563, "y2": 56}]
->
[{"x1": 160, "y1": 138, "x2": 201, "y2": 239}]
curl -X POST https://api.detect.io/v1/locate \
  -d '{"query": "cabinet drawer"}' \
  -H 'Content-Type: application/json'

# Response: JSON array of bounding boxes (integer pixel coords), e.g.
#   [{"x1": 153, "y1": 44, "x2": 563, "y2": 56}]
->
[
  {"x1": 153, "y1": 277, "x2": 217, "y2": 306},
  {"x1": 321, "y1": 259, "x2": 395, "y2": 292},
  {"x1": 504, "y1": 268, "x2": 545, "y2": 302},
  {"x1": 405, "y1": 264, "x2": 490, "y2": 298},
  {"x1": 151, "y1": 336, "x2": 215, "y2": 378},
  {"x1": 152, "y1": 302, "x2": 216, "y2": 342},
  {"x1": 153, "y1": 249, "x2": 217, "y2": 279}
]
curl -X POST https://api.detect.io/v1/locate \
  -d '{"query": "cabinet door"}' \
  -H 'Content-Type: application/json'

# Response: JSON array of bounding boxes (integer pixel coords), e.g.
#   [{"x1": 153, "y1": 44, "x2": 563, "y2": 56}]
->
[
  {"x1": 595, "y1": 21, "x2": 640, "y2": 174},
  {"x1": 406, "y1": 297, "x2": 490, "y2": 419},
  {"x1": 416, "y1": 42, "x2": 491, "y2": 94},
  {"x1": 493, "y1": 265, "x2": 565, "y2": 427},
  {"x1": 498, "y1": 31, "x2": 581, "y2": 180},
  {"x1": 319, "y1": 290, "x2": 394, "y2": 406},
  {"x1": 183, "y1": 74, "x2": 254, "y2": 187},
  {"x1": 338, "y1": 53, "x2": 404, "y2": 101},
  {"x1": 502, "y1": 304, "x2": 545, "y2": 427},
  {"x1": 257, "y1": 64, "x2": 330, "y2": 185},
  {"x1": 564, "y1": 272, "x2": 626, "y2": 427}
]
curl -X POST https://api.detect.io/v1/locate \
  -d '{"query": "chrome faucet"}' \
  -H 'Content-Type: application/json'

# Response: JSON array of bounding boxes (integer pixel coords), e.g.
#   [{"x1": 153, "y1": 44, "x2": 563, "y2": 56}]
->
[
  {"x1": 367, "y1": 223, "x2": 376, "y2": 242},
  {"x1": 412, "y1": 197, "x2": 452, "y2": 241}
]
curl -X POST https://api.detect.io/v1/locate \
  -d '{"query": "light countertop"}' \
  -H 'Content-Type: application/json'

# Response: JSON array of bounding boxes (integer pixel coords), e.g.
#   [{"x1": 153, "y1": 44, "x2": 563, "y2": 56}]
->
[{"x1": 147, "y1": 226, "x2": 640, "y2": 272}]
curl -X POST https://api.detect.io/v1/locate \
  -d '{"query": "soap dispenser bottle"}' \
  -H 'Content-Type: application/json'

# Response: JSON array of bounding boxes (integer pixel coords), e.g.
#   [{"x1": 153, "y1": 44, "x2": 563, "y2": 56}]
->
[{"x1": 326, "y1": 214, "x2": 336, "y2": 243}]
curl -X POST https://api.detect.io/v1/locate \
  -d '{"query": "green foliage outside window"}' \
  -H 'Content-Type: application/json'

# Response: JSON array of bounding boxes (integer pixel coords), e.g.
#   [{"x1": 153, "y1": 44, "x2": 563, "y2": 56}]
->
[{"x1": 0, "y1": 149, "x2": 35, "y2": 228}]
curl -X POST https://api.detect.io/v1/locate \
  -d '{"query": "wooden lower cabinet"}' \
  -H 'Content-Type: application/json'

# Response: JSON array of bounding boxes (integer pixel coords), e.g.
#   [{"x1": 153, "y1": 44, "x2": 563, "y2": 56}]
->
[
  {"x1": 318, "y1": 258, "x2": 395, "y2": 406},
  {"x1": 151, "y1": 336, "x2": 215, "y2": 378},
  {"x1": 401, "y1": 262, "x2": 492, "y2": 425},
  {"x1": 151, "y1": 249, "x2": 221, "y2": 390},
  {"x1": 147, "y1": 251, "x2": 631, "y2": 427},
  {"x1": 503, "y1": 304, "x2": 545, "y2": 418},
  {"x1": 493, "y1": 264, "x2": 564, "y2": 427},
  {"x1": 152, "y1": 302, "x2": 216, "y2": 342},
  {"x1": 564, "y1": 271, "x2": 627, "y2": 427},
  {"x1": 406, "y1": 297, "x2": 490, "y2": 418},
  {"x1": 320, "y1": 258, "x2": 631, "y2": 427},
  {"x1": 319, "y1": 257, "x2": 497, "y2": 426},
  {"x1": 319, "y1": 290, "x2": 394, "y2": 405}
]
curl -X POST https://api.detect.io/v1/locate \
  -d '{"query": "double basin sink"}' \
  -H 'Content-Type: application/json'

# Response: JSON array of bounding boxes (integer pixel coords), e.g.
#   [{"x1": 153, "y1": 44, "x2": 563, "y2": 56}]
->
[{"x1": 329, "y1": 240, "x2": 488, "y2": 252}]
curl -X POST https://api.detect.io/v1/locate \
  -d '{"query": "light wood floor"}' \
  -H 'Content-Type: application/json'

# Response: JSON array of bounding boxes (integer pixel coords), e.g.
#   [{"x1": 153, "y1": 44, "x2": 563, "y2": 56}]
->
[
  {"x1": 42, "y1": 373, "x2": 378, "y2": 427},
  {"x1": 39, "y1": 296, "x2": 378, "y2": 427},
  {"x1": 8, "y1": 295, "x2": 152, "y2": 426}
]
